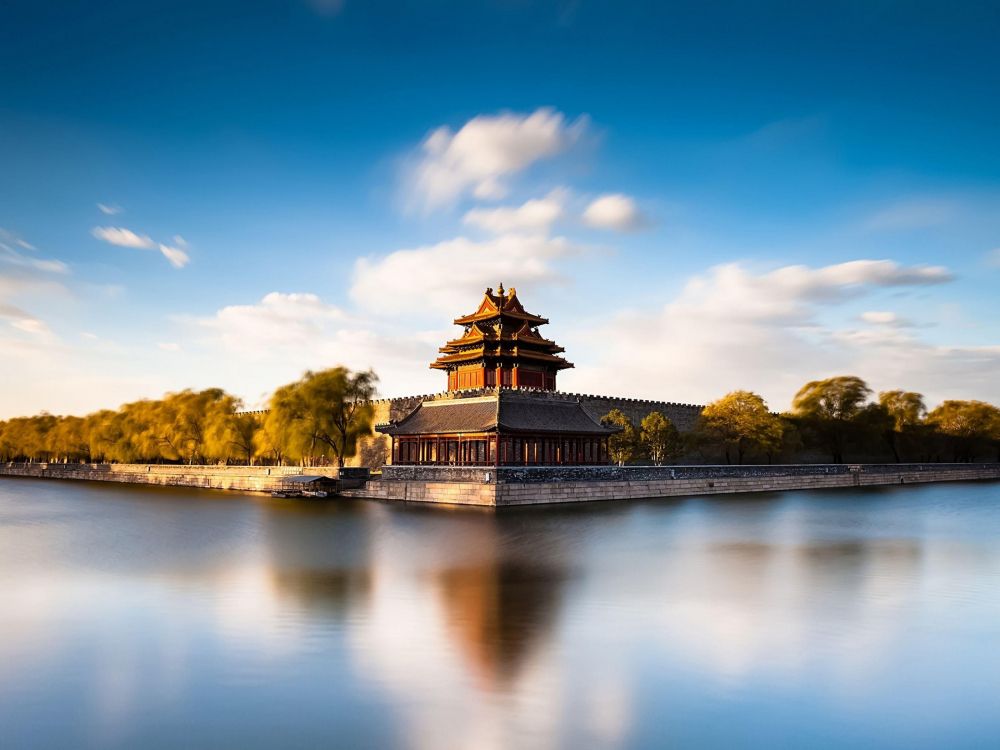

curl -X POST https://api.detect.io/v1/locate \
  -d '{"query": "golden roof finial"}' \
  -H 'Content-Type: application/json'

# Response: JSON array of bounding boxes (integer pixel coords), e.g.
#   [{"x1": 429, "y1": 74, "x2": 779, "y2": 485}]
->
[{"x1": 497, "y1": 282, "x2": 505, "y2": 296}]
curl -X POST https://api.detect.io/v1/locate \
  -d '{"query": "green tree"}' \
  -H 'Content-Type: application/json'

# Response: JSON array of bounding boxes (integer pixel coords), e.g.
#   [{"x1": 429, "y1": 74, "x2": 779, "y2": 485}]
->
[
  {"x1": 640, "y1": 411, "x2": 681, "y2": 465},
  {"x1": 792, "y1": 376, "x2": 873, "y2": 463},
  {"x1": 695, "y1": 390, "x2": 785, "y2": 464},
  {"x1": 601, "y1": 409, "x2": 639, "y2": 466},
  {"x1": 266, "y1": 367, "x2": 378, "y2": 467}
]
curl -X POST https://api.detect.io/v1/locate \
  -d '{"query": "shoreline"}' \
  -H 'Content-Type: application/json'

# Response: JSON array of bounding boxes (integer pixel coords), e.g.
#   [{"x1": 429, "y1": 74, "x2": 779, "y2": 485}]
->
[{"x1": 3, "y1": 461, "x2": 999, "y2": 507}]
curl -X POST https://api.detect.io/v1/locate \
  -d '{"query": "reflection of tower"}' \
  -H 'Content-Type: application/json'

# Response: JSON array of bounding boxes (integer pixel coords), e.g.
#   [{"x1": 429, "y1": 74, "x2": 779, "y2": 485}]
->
[
  {"x1": 434, "y1": 518, "x2": 571, "y2": 688},
  {"x1": 263, "y1": 502, "x2": 374, "y2": 619}
]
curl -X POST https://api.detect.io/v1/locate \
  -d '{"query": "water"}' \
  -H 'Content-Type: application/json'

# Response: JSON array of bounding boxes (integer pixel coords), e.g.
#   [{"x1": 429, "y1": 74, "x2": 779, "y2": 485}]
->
[{"x1": 2, "y1": 478, "x2": 999, "y2": 749}]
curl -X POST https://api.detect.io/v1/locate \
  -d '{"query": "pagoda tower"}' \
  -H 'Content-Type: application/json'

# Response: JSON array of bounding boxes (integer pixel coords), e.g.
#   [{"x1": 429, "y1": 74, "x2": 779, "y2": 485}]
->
[{"x1": 431, "y1": 284, "x2": 573, "y2": 391}]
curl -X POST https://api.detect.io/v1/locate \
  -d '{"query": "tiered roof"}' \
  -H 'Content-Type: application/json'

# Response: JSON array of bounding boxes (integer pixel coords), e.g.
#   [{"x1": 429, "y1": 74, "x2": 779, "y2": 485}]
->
[{"x1": 430, "y1": 284, "x2": 573, "y2": 372}]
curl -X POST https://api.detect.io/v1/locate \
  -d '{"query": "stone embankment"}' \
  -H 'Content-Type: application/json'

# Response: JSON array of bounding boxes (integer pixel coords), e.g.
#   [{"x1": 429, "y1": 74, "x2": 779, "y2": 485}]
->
[
  {"x1": 4, "y1": 461, "x2": 999, "y2": 508},
  {"x1": 0, "y1": 463, "x2": 367, "y2": 494},
  {"x1": 343, "y1": 463, "x2": 1000, "y2": 507}
]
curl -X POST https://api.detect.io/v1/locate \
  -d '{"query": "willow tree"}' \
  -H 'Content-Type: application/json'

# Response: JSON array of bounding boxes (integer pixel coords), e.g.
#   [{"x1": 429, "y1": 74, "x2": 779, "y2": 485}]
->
[
  {"x1": 695, "y1": 391, "x2": 784, "y2": 464},
  {"x1": 926, "y1": 400, "x2": 1000, "y2": 462},
  {"x1": 0, "y1": 415, "x2": 57, "y2": 461},
  {"x1": 877, "y1": 390, "x2": 926, "y2": 462},
  {"x1": 601, "y1": 409, "x2": 639, "y2": 466},
  {"x1": 792, "y1": 376, "x2": 873, "y2": 463},
  {"x1": 203, "y1": 411, "x2": 260, "y2": 465},
  {"x1": 640, "y1": 411, "x2": 681, "y2": 465},
  {"x1": 266, "y1": 367, "x2": 378, "y2": 468},
  {"x1": 46, "y1": 415, "x2": 90, "y2": 463}
]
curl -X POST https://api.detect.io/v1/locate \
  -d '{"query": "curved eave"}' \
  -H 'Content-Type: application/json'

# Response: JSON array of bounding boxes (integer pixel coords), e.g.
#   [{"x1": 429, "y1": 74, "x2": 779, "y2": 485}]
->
[{"x1": 454, "y1": 310, "x2": 549, "y2": 326}]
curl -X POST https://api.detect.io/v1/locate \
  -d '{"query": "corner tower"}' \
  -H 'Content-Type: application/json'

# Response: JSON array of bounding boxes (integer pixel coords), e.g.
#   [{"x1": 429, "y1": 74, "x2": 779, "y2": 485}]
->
[{"x1": 430, "y1": 284, "x2": 573, "y2": 391}]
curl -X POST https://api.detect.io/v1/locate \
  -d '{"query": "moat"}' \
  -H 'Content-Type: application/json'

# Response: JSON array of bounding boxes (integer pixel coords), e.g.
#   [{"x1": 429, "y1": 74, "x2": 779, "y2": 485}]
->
[{"x1": 2, "y1": 478, "x2": 1000, "y2": 748}]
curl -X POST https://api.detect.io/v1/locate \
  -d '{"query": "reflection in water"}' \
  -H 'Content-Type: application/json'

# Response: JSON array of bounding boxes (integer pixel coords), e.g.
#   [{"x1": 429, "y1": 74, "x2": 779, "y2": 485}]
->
[
  {"x1": 2, "y1": 480, "x2": 1000, "y2": 749},
  {"x1": 434, "y1": 519, "x2": 571, "y2": 688},
  {"x1": 263, "y1": 502, "x2": 374, "y2": 620}
]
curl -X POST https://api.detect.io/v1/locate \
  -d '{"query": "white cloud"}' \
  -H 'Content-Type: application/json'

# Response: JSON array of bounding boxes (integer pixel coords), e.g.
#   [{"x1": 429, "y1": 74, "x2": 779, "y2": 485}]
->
[
  {"x1": 582, "y1": 193, "x2": 647, "y2": 232},
  {"x1": 859, "y1": 310, "x2": 912, "y2": 327},
  {"x1": 185, "y1": 291, "x2": 439, "y2": 400},
  {"x1": 157, "y1": 342, "x2": 181, "y2": 352},
  {"x1": 351, "y1": 234, "x2": 582, "y2": 316},
  {"x1": 566, "y1": 259, "x2": 984, "y2": 409},
  {"x1": 32, "y1": 259, "x2": 69, "y2": 274},
  {"x1": 986, "y1": 248, "x2": 1000, "y2": 267},
  {"x1": 409, "y1": 108, "x2": 587, "y2": 210},
  {"x1": 91, "y1": 226, "x2": 156, "y2": 249},
  {"x1": 864, "y1": 199, "x2": 957, "y2": 231},
  {"x1": 92, "y1": 226, "x2": 191, "y2": 268},
  {"x1": 197, "y1": 292, "x2": 346, "y2": 352},
  {"x1": 158, "y1": 243, "x2": 190, "y2": 269},
  {"x1": 462, "y1": 189, "x2": 567, "y2": 234},
  {"x1": 10, "y1": 318, "x2": 50, "y2": 336},
  {"x1": 97, "y1": 203, "x2": 122, "y2": 215}
]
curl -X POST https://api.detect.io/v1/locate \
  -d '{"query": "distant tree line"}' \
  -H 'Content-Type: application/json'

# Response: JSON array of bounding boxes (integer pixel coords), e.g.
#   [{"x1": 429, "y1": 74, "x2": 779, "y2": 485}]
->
[
  {"x1": 601, "y1": 375, "x2": 1000, "y2": 465},
  {"x1": 0, "y1": 367, "x2": 377, "y2": 467},
  {"x1": 4, "y1": 370, "x2": 999, "y2": 467}
]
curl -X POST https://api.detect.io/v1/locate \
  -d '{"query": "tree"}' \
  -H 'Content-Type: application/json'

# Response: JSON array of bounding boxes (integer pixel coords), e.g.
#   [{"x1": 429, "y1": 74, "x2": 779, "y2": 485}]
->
[
  {"x1": 695, "y1": 391, "x2": 784, "y2": 464},
  {"x1": 792, "y1": 376, "x2": 873, "y2": 463},
  {"x1": 601, "y1": 409, "x2": 639, "y2": 466},
  {"x1": 224, "y1": 412, "x2": 261, "y2": 465},
  {"x1": 640, "y1": 411, "x2": 681, "y2": 465},
  {"x1": 266, "y1": 367, "x2": 378, "y2": 468},
  {"x1": 877, "y1": 390, "x2": 926, "y2": 462},
  {"x1": 926, "y1": 400, "x2": 1000, "y2": 461},
  {"x1": 46, "y1": 416, "x2": 90, "y2": 462}
]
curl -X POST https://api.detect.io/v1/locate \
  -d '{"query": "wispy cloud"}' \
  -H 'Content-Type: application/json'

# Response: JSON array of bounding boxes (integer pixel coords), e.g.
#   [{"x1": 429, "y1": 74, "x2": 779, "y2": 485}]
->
[
  {"x1": 0, "y1": 241, "x2": 69, "y2": 275},
  {"x1": 158, "y1": 242, "x2": 190, "y2": 269},
  {"x1": 0, "y1": 228, "x2": 36, "y2": 251},
  {"x1": 407, "y1": 108, "x2": 587, "y2": 211},
  {"x1": 92, "y1": 226, "x2": 190, "y2": 268},
  {"x1": 97, "y1": 203, "x2": 123, "y2": 215},
  {"x1": 859, "y1": 310, "x2": 914, "y2": 327},
  {"x1": 91, "y1": 226, "x2": 156, "y2": 249},
  {"x1": 9, "y1": 318, "x2": 50, "y2": 336}
]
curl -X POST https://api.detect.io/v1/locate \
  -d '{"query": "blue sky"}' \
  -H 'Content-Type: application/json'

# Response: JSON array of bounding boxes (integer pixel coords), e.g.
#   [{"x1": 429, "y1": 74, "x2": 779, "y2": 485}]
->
[{"x1": 2, "y1": 0, "x2": 999, "y2": 417}]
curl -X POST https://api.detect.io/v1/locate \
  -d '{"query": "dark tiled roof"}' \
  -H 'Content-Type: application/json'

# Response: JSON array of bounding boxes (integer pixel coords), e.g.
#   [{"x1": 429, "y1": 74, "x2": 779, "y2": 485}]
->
[
  {"x1": 378, "y1": 393, "x2": 617, "y2": 436},
  {"x1": 378, "y1": 398, "x2": 497, "y2": 435},
  {"x1": 498, "y1": 397, "x2": 615, "y2": 434}
]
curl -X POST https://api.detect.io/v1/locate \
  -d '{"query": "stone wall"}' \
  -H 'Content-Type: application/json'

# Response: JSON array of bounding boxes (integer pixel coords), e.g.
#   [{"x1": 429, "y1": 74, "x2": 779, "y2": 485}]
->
[
  {"x1": 0, "y1": 462, "x2": 357, "y2": 494},
  {"x1": 346, "y1": 463, "x2": 1000, "y2": 507}
]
